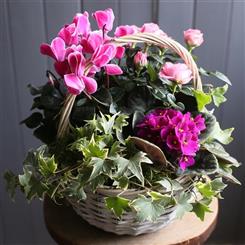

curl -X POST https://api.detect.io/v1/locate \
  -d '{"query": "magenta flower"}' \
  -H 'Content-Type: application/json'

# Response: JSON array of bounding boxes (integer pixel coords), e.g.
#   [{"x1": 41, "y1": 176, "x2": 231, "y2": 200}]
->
[
  {"x1": 179, "y1": 155, "x2": 195, "y2": 170},
  {"x1": 136, "y1": 109, "x2": 206, "y2": 170},
  {"x1": 93, "y1": 8, "x2": 115, "y2": 32}
]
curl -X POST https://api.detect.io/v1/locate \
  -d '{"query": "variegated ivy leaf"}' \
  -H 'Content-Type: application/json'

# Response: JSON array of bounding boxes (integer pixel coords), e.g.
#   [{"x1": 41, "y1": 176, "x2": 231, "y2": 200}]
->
[
  {"x1": 105, "y1": 196, "x2": 130, "y2": 217},
  {"x1": 192, "y1": 200, "x2": 212, "y2": 221},
  {"x1": 131, "y1": 194, "x2": 165, "y2": 222},
  {"x1": 172, "y1": 193, "x2": 193, "y2": 219},
  {"x1": 211, "y1": 84, "x2": 228, "y2": 107}
]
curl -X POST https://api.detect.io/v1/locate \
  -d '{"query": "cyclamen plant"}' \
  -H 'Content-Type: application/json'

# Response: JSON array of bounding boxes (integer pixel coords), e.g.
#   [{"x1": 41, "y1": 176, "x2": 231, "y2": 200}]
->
[{"x1": 5, "y1": 8, "x2": 241, "y2": 224}]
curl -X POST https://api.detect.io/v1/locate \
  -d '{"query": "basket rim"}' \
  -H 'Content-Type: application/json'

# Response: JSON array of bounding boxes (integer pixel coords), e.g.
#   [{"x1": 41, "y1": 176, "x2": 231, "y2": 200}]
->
[{"x1": 84, "y1": 175, "x2": 193, "y2": 197}]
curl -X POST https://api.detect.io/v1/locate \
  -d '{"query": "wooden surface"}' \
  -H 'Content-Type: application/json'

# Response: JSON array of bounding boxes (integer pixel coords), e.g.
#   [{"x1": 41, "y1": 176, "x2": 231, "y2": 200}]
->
[{"x1": 43, "y1": 197, "x2": 218, "y2": 245}]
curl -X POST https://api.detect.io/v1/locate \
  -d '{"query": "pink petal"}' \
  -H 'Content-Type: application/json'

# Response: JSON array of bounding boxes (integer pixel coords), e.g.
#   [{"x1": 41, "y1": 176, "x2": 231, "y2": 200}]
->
[
  {"x1": 81, "y1": 76, "x2": 98, "y2": 94},
  {"x1": 40, "y1": 43, "x2": 56, "y2": 60},
  {"x1": 64, "y1": 73, "x2": 85, "y2": 95},
  {"x1": 105, "y1": 64, "x2": 123, "y2": 75},
  {"x1": 51, "y1": 37, "x2": 66, "y2": 62},
  {"x1": 74, "y1": 12, "x2": 91, "y2": 37},
  {"x1": 115, "y1": 46, "x2": 125, "y2": 59}
]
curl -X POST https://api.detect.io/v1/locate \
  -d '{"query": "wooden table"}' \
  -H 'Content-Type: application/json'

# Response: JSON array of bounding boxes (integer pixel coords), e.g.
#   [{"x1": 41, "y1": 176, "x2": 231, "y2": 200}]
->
[{"x1": 43, "y1": 197, "x2": 218, "y2": 245}]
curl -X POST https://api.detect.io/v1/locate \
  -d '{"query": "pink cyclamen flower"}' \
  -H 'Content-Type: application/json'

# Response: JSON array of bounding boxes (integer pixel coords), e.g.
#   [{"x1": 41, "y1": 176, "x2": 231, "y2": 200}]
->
[
  {"x1": 81, "y1": 30, "x2": 104, "y2": 53},
  {"x1": 184, "y1": 29, "x2": 204, "y2": 47},
  {"x1": 93, "y1": 8, "x2": 115, "y2": 32},
  {"x1": 114, "y1": 25, "x2": 138, "y2": 37},
  {"x1": 40, "y1": 37, "x2": 66, "y2": 62},
  {"x1": 115, "y1": 46, "x2": 125, "y2": 59},
  {"x1": 134, "y1": 51, "x2": 148, "y2": 67},
  {"x1": 58, "y1": 23, "x2": 79, "y2": 46},
  {"x1": 64, "y1": 51, "x2": 97, "y2": 95},
  {"x1": 73, "y1": 12, "x2": 91, "y2": 37},
  {"x1": 104, "y1": 64, "x2": 123, "y2": 75},
  {"x1": 159, "y1": 62, "x2": 192, "y2": 84}
]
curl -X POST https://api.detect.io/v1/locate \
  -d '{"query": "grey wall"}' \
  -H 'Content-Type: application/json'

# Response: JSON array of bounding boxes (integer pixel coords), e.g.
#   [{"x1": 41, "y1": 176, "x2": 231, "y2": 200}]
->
[{"x1": 0, "y1": 0, "x2": 244, "y2": 244}]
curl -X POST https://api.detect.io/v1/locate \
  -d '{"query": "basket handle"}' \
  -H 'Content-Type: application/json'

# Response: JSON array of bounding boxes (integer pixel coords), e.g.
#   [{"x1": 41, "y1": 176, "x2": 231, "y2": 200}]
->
[{"x1": 57, "y1": 32, "x2": 202, "y2": 138}]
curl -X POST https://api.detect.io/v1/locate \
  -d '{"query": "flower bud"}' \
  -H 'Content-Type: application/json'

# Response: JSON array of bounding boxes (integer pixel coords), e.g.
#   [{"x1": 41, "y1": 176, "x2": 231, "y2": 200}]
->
[
  {"x1": 183, "y1": 28, "x2": 204, "y2": 47},
  {"x1": 134, "y1": 51, "x2": 148, "y2": 68}
]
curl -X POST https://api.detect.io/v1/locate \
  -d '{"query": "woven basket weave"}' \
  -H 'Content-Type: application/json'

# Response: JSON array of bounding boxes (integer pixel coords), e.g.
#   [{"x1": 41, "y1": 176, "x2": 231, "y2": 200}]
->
[
  {"x1": 67, "y1": 176, "x2": 193, "y2": 236},
  {"x1": 58, "y1": 32, "x2": 202, "y2": 235}
]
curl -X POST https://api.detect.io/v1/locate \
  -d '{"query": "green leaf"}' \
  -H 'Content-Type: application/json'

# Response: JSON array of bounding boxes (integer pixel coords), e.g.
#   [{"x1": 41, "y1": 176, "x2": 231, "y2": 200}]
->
[
  {"x1": 4, "y1": 171, "x2": 18, "y2": 199},
  {"x1": 203, "y1": 142, "x2": 240, "y2": 167},
  {"x1": 38, "y1": 155, "x2": 57, "y2": 177},
  {"x1": 196, "y1": 182, "x2": 215, "y2": 198},
  {"x1": 65, "y1": 180, "x2": 87, "y2": 201},
  {"x1": 115, "y1": 156, "x2": 130, "y2": 176},
  {"x1": 199, "y1": 112, "x2": 217, "y2": 143},
  {"x1": 149, "y1": 192, "x2": 174, "y2": 207},
  {"x1": 187, "y1": 150, "x2": 218, "y2": 175},
  {"x1": 211, "y1": 84, "x2": 228, "y2": 107},
  {"x1": 118, "y1": 176, "x2": 129, "y2": 189},
  {"x1": 210, "y1": 71, "x2": 232, "y2": 85},
  {"x1": 199, "y1": 68, "x2": 232, "y2": 85},
  {"x1": 131, "y1": 195, "x2": 165, "y2": 222},
  {"x1": 192, "y1": 201, "x2": 212, "y2": 221},
  {"x1": 147, "y1": 63, "x2": 158, "y2": 81},
  {"x1": 157, "y1": 178, "x2": 183, "y2": 192},
  {"x1": 80, "y1": 136, "x2": 108, "y2": 160},
  {"x1": 105, "y1": 196, "x2": 130, "y2": 217},
  {"x1": 172, "y1": 193, "x2": 193, "y2": 219},
  {"x1": 89, "y1": 157, "x2": 105, "y2": 180},
  {"x1": 128, "y1": 151, "x2": 152, "y2": 185},
  {"x1": 113, "y1": 114, "x2": 129, "y2": 132},
  {"x1": 211, "y1": 122, "x2": 234, "y2": 145},
  {"x1": 21, "y1": 112, "x2": 43, "y2": 129},
  {"x1": 210, "y1": 178, "x2": 227, "y2": 192},
  {"x1": 92, "y1": 87, "x2": 112, "y2": 106},
  {"x1": 217, "y1": 161, "x2": 241, "y2": 184},
  {"x1": 19, "y1": 168, "x2": 47, "y2": 200},
  {"x1": 193, "y1": 90, "x2": 212, "y2": 111}
]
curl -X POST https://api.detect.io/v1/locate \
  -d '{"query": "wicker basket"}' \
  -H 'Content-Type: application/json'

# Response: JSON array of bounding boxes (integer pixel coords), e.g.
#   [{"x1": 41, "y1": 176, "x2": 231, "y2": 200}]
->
[
  {"x1": 67, "y1": 176, "x2": 193, "y2": 236},
  {"x1": 58, "y1": 32, "x2": 202, "y2": 235}
]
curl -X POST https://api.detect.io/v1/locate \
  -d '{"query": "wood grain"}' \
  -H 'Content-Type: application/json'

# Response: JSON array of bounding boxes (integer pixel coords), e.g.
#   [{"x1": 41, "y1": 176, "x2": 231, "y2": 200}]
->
[{"x1": 44, "y1": 197, "x2": 218, "y2": 245}]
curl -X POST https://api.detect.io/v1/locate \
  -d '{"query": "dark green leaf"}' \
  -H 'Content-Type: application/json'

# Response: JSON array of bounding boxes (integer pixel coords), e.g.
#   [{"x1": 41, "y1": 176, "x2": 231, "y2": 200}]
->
[
  {"x1": 147, "y1": 63, "x2": 158, "y2": 81},
  {"x1": 21, "y1": 112, "x2": 43, "y2": 129}
]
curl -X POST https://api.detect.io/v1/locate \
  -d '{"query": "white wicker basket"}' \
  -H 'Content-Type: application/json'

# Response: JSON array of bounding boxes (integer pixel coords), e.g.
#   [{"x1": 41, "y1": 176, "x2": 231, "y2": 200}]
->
[
  {"x1": 58, "y1": 32, "x2": 202, "y2": 235},
  {"x1": 67, "y1": 176, "x2": 193, "y2": 236}
]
